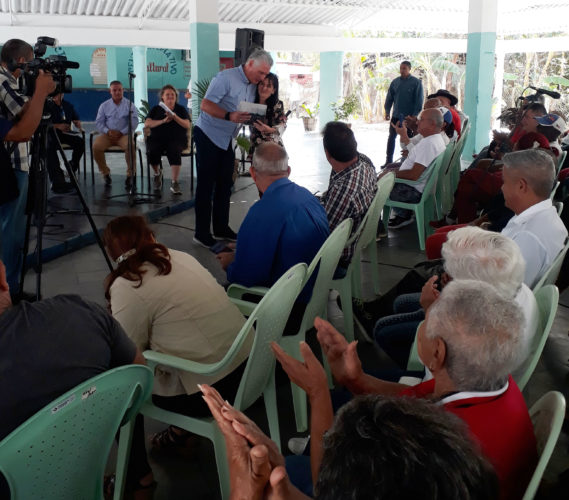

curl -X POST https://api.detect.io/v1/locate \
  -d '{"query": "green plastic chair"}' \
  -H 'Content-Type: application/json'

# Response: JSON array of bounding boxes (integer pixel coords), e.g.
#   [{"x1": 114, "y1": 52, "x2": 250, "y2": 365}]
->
[
  {"x1": 555, "y1": 149, "x2": 566, "y2": 177},
  {"x1": 382, "y1": 152, "x2": 446, "y2": 251},
  {"x1": 516, "y1": 285, "x2": 559, "y2": 391},
  {"x1": 449, "y1": 123, "x2": 470, "y2": 193},
  {"x1": 532, "y1": 239, "x2": 569, "y2": 293},
  {"x1": 523, "y1": 391, "x2": 566, "y2": 500},
  {"x1": 553, "y1": 201, "x2": 563, "y2": 216},
  {"x1": 0, "y1": 364, "x2": 153, "y2": 500},
  {"x1": 435, "y1": 141, "x2": 459, "y2": 216},
  {"x1": 120, "y1": 263, "x2": 307, "y2": 500},
  {"x1": 228, "y1": 219, "x2": 353, "y2": 432},
  {"x1": 333, "y1": 173, "x2": 395, "y2": 342}
]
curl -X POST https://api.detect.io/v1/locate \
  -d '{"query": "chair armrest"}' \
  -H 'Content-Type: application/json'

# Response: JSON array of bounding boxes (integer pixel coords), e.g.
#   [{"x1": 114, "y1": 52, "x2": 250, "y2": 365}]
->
[
  {"x1": 393, "y1": 177, "x2": 422, "y2": 187},
  {"x1": 226, "y1": 283, "x2": 269, "y2": 300},
  {"x1": 143, "y1": 349, "x2": 230, "y2": 376},
  {"x1": 229, "y1": 298, "x2": 257, "y2": 316}
]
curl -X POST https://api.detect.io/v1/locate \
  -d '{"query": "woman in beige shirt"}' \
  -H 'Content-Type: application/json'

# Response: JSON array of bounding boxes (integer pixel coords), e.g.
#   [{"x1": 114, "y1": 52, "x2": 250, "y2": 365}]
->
[{"x1": 104, "y1": 215, "x2": 251, "y2": 495}]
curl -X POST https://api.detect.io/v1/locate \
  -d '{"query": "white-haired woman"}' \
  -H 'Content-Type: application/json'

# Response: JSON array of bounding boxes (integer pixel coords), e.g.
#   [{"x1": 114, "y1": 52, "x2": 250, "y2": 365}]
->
[{"x1": 374, "y1": 226, "x2": 538, "y2": 376}]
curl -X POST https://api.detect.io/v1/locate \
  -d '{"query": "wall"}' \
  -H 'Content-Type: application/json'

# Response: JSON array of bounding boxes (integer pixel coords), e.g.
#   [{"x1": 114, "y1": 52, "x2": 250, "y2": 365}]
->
[{"x1": 42, "y1": 45, "x2": 234, "y2": 120}]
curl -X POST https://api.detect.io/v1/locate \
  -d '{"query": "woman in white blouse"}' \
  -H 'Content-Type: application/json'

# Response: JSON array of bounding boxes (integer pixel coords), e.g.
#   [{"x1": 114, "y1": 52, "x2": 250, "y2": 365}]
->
[{"x1": 104, "y1": 215, "x2": 251, "y2": 495}]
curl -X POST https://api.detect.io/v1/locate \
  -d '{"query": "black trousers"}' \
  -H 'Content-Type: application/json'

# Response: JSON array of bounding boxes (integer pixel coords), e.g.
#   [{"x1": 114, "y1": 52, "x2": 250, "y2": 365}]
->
[{"x1": 193, "y1": 126, "x2": 234, "y2": 239}]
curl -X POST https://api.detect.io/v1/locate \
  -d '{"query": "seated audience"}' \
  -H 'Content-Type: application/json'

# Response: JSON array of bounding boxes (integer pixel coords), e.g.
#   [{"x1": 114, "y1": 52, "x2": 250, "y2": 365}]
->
[
  {"x1": 201, "y1": 385, "x2": 499, "y2": 500},
  {"x1": 217, "y1": 142, "x2": 330, "y2": 332},
  {"x1": 249, "y1": 72, "x2": 287, "y2": 154},
  {"x1": 274, "y1": 280, "x2": 537, "y2": 500},
  {"x1": 427, "y1": 89, "x2": 462, "y2": 137},
  {"x1": 535, "y1": 113, "x2": 566, "y2": 157},
  {"x1": 104, "y1": 215, "x2": 251, "y2": 493},
  {"x1": 320, "y1": 121, "x2": 377, "y2": 267},
  {"x1": 509, "y1": 103, "x2": 547, "y2": 145},
  {"x1": 45, "y1": 92, "x2": 84, "y2": 192},
  {"x1": 380, "y1": 108, "x2": 446, "y2": 228},
  {"x1": 0, "y1": 260, "x2": 144, "y2": 497},
  {"x1": 375, "y1": 227, "x2": 538, "y2": 377},
  {"x1": 93, "y1": 80, "x2": 138, "y2": 189},
  {"x1": 144, "y1": 84, "x2": 191, "y2": 195}
]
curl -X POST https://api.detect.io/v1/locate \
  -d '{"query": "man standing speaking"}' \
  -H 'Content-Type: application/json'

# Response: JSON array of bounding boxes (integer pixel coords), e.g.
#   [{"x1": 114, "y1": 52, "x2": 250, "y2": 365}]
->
[
  {"x1": 193, "y1": 49, "x2": 273, "y2": 248},
  {"x1": 383, "y1": 60, "x2": 423, "y2": 166}
]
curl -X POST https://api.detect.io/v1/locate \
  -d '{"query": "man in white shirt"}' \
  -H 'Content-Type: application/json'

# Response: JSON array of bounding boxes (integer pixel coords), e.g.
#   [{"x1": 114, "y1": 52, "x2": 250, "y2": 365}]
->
[
  {"x1": 501, "y1": 149, "x2": 567, "y2": 288},
  {"x1": 381, "y1": 108, "x2": 446, "y2": 228}
]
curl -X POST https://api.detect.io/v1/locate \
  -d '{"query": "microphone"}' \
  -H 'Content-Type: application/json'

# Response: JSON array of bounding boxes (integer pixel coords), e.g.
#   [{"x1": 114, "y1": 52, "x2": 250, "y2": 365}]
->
[
  {"x1": 128, "y1": 72, "x2": 136, "y2": 79},
  {"x1": 529, "y1": 86, "x2": 561, "y2": 99}
]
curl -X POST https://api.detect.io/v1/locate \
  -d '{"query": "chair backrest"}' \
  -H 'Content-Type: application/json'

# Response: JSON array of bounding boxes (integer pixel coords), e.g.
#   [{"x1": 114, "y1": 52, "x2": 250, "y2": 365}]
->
[
  {"x1": 418, "y1": 149, "x2": 447, "y2": 201},
  {"x1": 355, "y1": 173, "x2": 395, "y2": 255},
  {"x1": 233, "y1": 263, "x2": 307, "y2": 410},
  {"x1": 0, "y1": 365, "x2": 153, "y2": 500},
  {"x1": 300, "y1": 219, "x2": 353, "y2": 333},
  {"x1": 516, "y1": 285, "x2": 559, "y2": 391},
  {"x1": 553, "y1": 201, "x2": 563, "y2": 216},
  {"x1": 522, "y1": 391, "x2": 566, "y2": 500},
  {"x1": 532, "y1": 238, "x2": 569, "y2": 292},
  {"x1": 555, "y1": 150, "x2": 566, "y2": 176}
]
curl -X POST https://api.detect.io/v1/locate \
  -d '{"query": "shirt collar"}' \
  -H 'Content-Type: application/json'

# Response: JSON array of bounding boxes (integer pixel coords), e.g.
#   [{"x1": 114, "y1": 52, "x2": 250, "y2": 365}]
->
[
  {"x1": 437, "y1": 378, "x2": 509, "y2": 406},
  {"x1": 330, "y1": 155, "x2": 361, "y2": 181},
  {"x1": 238, "y1": 65, "x2": 250, "y2": 84},
  {"x1": 511, "y1": 199, "x2": 552, "y2": 223},
  {"x1": 264, "y1": 176, "x2": 290, "y2": 195},
  {"x1": 0, "y1": 66, "x2": 17, "y2": 84}
]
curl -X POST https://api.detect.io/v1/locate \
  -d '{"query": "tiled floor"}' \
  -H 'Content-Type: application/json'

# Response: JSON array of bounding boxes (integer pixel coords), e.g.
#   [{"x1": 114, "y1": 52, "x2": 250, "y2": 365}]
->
[{"x1": 23, "y1": 118, "x2": 569, "y2": 499}]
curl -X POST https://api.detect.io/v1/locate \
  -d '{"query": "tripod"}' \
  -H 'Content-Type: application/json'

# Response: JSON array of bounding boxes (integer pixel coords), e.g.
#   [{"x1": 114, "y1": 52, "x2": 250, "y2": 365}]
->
[
  {"x1": 19, "y1": 113, "x2": 113, "y2": 301},
  {"x1": 106, "y1": 72, "x2": 161, "y2": 207}
]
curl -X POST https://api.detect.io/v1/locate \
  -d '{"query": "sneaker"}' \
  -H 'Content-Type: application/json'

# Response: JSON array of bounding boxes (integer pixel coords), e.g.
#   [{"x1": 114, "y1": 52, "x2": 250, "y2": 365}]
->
[
  {"x1": 125, "y1": 176, "x2": 133, "y2": 190},
  {"x1": 51, "y1": 182, "x2": 74, "y2": 194},
  {"x1": 104, "y1": 174, "x2": 112, "y2": 186},
  {"x1": 288, "y1": 436, "x2": 310, "y2": 455},
  {"x1": 388, "y1": 215, "x2": 415, "y2": 229},
  {"x1": 214, "y1": 227, "x2": 237, "y2": 241},
  {"x1": 170, "y1": 181, "x2": 182, "y2": 195},
  {"x1": 193, "y1": 234, "x2": 216, "y2": 248},
  {"x1": 376, "y1": 221, "x2": 387, "y2": 240},
  {"x1": 153, "y1": 172, "x2": 163, "y2": 191}
]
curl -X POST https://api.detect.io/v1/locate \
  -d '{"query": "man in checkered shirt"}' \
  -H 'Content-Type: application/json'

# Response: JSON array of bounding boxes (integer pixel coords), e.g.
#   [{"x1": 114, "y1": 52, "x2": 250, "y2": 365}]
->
[
  {"x1": 0, "y1": 39, "x2": 55, "y2": 299},
  {"x1": 320, "y1": 121, "x2": 377, "y2": 270}
]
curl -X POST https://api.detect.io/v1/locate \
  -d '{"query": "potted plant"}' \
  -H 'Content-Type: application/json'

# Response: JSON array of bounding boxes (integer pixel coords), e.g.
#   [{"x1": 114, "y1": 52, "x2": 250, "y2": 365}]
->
[
  {"x1": 331, "y1": 93, "x2": 359, "y2": 126},
  {"x1": 301, "y1": 103, "x2": 319, "y2": 132}
]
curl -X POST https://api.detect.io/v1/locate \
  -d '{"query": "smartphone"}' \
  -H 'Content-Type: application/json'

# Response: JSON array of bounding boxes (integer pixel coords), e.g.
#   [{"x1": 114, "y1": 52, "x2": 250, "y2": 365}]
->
[{"x1": 210, "y1": 241, "x2": 233, "y2": 254}]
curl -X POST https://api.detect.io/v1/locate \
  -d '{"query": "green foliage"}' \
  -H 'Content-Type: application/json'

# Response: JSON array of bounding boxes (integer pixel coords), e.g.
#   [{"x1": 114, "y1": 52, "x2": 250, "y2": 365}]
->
[
  {"x1": 301, "y1": 103, "x2": 319, "y2": 118},
  {"x1": 236, "y1": 135, "x2": 251, "y2": 154},
  {"x1": 192, "y1": 77, "x2": 213, "y2": 101},
  {"x1": 137, "y1": 99, "x2": 151, "y2": 123},
  {"x1": 331, "y1": 93, "x2": 359, "y2": 121}
]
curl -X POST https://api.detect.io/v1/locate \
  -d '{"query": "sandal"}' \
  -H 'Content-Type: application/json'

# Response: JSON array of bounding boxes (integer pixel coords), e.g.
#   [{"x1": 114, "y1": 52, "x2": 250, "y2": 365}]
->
[{"x1": 150, "y1": 425, "x2": 190, "y2": 451}]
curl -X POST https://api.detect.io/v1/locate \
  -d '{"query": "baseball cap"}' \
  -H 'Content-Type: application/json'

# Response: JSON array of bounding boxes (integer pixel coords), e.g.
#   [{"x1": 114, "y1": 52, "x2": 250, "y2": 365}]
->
[
  {"x1": 439, "y1": 107, "x2": 453, "y2": 124},
  {"x1": 535, "y1": 113, "x2": 567, "y2": 133}
]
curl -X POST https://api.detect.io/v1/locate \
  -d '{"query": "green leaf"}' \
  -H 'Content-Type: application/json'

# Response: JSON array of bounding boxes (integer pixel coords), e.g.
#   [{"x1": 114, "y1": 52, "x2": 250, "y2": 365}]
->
[{"x1": 543, "y1": 75, "x2": 569, "y2": 86}]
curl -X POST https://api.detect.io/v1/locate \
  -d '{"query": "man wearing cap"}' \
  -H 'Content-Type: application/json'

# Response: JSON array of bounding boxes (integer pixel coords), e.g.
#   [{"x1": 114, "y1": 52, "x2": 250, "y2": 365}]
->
[
  {"x1": 395, "y1": 106, "x2": 453, "y2": 157},
  {"x1": 428, "y1": 89, "x2": 462, "y2": 138},
  {"x1": 535, "y1": 113, "x2": 566, "y2": 157},
  {"x1": 384, "y1": 61, "x2": 423, "y2": 165}
]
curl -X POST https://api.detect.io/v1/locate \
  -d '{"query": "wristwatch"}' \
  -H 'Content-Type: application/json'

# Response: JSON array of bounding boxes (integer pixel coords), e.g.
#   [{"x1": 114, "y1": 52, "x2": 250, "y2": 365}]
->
[{"x1": 224, "y1": 111, "x2": 231, "y2": 121}]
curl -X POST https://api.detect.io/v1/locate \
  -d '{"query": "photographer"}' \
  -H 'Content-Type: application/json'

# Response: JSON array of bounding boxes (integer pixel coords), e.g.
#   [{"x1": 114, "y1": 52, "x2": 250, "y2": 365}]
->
[{"x1": 0, "y1": 38, "x2": 56, "y2": 300}]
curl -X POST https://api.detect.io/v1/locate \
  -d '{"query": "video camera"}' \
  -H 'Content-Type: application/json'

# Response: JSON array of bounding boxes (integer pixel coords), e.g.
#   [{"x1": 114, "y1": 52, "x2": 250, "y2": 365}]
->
[{"x1": 18, "y1": 36, "x2": 79, "y2": 97}]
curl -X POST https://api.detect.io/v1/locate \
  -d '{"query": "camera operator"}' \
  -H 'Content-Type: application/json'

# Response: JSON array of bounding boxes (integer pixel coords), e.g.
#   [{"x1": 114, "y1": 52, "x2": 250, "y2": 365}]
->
[{"x1": 0, "y1": 38, "x2": 56, "y2": 301}]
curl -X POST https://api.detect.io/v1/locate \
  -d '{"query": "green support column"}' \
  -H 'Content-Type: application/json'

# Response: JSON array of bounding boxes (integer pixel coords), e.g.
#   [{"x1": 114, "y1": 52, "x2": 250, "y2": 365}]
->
[
  {"x1": 320, "y1": 51, "x2": 343, "y2": 128},
  {"x1": 190, "y1": 0, "x2": 220, "y2": 118},
  {"x1": 106, "y1": 47, "x2": 118, "y2": 85},
  {"x1": 132, "y1": 46, "x2": 148, "y2": 131},
  {"x1": 463, "y1": 0, "x2": 497, "y2": 158}
]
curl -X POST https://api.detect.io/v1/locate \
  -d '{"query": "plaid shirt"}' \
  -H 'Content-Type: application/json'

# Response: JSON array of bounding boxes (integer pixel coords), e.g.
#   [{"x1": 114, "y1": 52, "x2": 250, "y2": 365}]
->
[
  {"x1": 321, "y1": 152, "x2": 377, "y2": 263},
  {"x1": 0, "y1": 66, "x2": 29, "y2": 171}
]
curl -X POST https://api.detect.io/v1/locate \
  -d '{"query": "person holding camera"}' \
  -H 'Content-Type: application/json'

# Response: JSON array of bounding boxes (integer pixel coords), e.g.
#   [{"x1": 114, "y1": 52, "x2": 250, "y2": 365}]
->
[{"x1": 0, "y1": 38, "x2": 56, "y2": 300}]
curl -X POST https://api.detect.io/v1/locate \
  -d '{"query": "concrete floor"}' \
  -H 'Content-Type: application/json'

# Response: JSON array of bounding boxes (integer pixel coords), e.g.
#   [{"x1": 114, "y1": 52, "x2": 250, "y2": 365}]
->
[{"x1": 25, "y1": 117, "x2": 569, "y2": 499}]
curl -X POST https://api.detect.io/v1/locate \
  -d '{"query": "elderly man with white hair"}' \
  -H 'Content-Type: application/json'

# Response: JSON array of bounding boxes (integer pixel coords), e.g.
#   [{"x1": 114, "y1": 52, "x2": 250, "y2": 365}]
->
[
  {"x1": 194, "y1": 49, "x2": 275, "y2": 248},
  {"x1": 217, "y1": 142, "x2": 330, "y2": 332},
  {"x1": 274, "y1": 280, "x2": 537, "y2": 500},
  {"x1": 375, "y1": 226, "x2": 539, "y2": 374},
  {"x1": 500, "y1": 149, "x2": 567, "y2": 288}
]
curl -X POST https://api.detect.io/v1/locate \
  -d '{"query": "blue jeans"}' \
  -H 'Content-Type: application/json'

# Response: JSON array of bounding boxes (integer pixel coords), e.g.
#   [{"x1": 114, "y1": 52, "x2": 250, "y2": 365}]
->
[
  {"x1": 373, "y1": 292, "x2": 424, "y2": 369},
  {"x1": 0, "y1": 170, "x2": 28, "y2": 291},
  {"x1": 389, "y1": 183, "x2": 421, "y2": 219}
]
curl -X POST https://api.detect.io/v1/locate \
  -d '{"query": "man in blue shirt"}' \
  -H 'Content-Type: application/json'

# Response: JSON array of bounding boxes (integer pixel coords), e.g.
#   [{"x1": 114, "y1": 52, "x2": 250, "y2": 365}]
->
[
  {"x1": 217, "y1": 142, "x2": 330, "y2": 330},
  {"x1": 193, "y1": 49, "x2": 273, "y2": 248},
  {"x1": 93, "y1": 80, "x2": 138, "y2": 189},
  {"x1": 384, "y1": 61, "x2": 423, "y2": 165}
]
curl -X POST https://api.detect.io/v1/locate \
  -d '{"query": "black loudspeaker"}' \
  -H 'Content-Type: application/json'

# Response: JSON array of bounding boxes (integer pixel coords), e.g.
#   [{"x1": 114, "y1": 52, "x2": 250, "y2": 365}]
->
[{"x1": 234, "y1": 28, "x2": 265, "y2": 66}]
